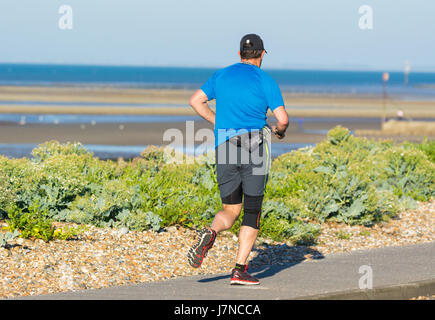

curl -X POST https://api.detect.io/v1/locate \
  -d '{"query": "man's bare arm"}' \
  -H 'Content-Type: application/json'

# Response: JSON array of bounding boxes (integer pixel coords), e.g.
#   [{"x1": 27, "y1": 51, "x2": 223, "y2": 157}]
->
[
  {"x1": 189, "y1": 89, "x2": 215, "y2": 126},
  {"x1": 271, "y1": 106, "x2": 289, "y2": 139}
]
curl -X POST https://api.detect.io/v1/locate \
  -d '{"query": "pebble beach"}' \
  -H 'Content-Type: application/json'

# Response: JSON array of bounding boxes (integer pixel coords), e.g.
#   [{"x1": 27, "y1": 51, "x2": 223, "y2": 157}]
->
[{"x1": 1, "y1": 199, "x2": 433, "y2": 299}]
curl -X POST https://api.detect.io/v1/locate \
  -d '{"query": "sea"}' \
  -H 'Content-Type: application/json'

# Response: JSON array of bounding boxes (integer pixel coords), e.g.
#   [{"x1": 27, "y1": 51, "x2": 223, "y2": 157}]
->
[{"x1": 1, "y1": 63, "x2": 435, "y2": 99}]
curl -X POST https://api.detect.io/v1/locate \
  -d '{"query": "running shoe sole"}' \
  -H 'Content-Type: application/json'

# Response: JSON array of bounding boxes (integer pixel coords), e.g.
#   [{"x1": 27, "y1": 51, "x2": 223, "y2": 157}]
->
[
  {"x1": 187, "y1": 228, "x2": 216, "y2": 268},
  {"x1": 230, "y1": 279, "x2": 260, "y2": 285}
]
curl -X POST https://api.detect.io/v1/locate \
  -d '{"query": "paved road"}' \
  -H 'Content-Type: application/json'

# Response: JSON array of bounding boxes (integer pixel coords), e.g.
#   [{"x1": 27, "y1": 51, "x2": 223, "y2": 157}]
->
[{"x1": 18, "y1": 241, "x2": 435, "y2": 300}]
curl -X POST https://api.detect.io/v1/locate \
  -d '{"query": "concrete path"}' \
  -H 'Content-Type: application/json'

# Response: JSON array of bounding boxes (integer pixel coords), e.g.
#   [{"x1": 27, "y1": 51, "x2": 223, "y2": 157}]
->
[{"x1": 19, "y1": 241, "x2": 435, "y2": 300}]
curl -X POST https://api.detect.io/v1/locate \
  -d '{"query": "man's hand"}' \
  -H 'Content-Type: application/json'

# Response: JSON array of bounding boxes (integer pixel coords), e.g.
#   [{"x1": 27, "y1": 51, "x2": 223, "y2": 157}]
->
[
  {"x1": 271, "y1": 106, "x2": 289, "y2": 139},
  {"x1": 271, "y1": 125, "x2": 285, "y2": 139}
]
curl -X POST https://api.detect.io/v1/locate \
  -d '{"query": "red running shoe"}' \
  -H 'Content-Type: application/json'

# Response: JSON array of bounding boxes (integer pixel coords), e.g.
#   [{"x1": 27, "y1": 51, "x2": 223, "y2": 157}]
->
[
  {"x1": 230, "y1": 265, "x2": 260, "y2": 285},
  {"x1": 187, "y1": 227, "x2": 216, "y2": 268}
]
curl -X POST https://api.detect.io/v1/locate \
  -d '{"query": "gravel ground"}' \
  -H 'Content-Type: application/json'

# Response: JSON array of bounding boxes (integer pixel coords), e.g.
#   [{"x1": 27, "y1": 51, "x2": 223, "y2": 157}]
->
[{"x1": 0, "y1": 199, "x2": 434, "y2": 299}]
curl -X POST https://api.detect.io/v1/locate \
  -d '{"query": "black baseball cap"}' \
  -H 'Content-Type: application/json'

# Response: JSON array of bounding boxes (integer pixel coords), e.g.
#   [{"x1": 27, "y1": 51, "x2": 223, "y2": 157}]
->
[{"x1": 240, "y1": 34, "x2": 267, "y2": 53}]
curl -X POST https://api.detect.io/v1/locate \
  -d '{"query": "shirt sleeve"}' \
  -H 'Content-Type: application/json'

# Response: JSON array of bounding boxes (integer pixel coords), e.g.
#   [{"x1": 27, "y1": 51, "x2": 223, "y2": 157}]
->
[
  {"x1": 200, "y1": 72, "x2": 217, "y2": 101},
  {"x1": 264, "y1": 75, "x2": 284, "y2": 111}
]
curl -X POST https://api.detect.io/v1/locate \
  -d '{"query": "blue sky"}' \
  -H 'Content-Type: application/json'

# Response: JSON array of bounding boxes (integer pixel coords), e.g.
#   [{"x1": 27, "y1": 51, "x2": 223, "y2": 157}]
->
[{"x1": 0, "y1": 0, "x2": 434, "y2": 71}]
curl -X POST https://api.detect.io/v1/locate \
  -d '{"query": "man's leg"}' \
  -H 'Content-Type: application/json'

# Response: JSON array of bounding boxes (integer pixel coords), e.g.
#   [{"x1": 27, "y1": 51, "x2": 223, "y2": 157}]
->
[
  {"x1": 211, "y1": 203, "x2": 242, "y2": 233},
  {"x1": 187, "y1": 184, "x2": 242, "y2": 268},
  {"x1": 211, "y1": 182, "x2": 243, "y2": 232},
  {"x1": 233, "y1": 136, "x2": 269, "y2": 274},
  {"x1": 235, "y1": 193, "x2": 263, "y2": 265},
  {"x1": 235, "y1": 225, "x2": 259, "y2": 265},
  {"x1": 230, "y1": 194, "x2": 263, "y2": 285},
  {"x1": 230, "y1": 140, "x2": 266, "y2": 285},
  {"x1": 230, "y1": 222, "x2": 262, "y2": 285}
]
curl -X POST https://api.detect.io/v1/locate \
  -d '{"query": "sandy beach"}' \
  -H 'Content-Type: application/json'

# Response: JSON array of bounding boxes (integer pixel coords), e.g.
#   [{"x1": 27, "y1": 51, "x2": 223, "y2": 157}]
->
[{"x1": 0, "y1": 85, "x2": 433, "y2": 151}]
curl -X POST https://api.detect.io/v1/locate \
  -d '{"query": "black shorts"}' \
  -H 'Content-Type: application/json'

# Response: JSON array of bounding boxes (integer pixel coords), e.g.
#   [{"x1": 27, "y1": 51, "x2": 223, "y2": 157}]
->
[{"x1": 215, "y1": 131, "x2": 271, "y2": 203}]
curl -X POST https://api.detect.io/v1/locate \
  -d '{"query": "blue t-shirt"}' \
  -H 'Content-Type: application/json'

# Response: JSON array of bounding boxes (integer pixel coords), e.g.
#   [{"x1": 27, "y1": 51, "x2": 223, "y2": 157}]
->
[{"x1": 200, "y1": 62, "x2": 284, "y2": 147}]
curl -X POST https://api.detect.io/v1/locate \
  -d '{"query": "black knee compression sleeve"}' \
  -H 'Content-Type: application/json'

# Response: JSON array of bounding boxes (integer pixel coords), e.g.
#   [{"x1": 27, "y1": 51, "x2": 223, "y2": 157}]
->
[{"x1": 241, "y1": 194, "x2": 264, "y2": 229}]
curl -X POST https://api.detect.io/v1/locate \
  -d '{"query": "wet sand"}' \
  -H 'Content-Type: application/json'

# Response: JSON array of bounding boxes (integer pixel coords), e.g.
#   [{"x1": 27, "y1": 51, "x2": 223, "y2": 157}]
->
[
  {"x1": 0, "y1": 118, "x2": 384, "y2": 146},
  {"x1": 0, "y1": 85, "x2": 433, "y2": 147}
]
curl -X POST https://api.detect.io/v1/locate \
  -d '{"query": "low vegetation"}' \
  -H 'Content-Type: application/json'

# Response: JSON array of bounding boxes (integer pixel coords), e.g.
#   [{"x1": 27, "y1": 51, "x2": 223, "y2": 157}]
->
[{"x1": 0, "y1": 126, "x2": 433, "y2": 245}]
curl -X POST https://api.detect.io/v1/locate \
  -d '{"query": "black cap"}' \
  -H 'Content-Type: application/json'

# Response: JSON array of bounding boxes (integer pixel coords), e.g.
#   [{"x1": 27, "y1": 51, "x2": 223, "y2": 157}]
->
[{"x1": 240, "y1": 34, "x2": 266, "y2": 53}]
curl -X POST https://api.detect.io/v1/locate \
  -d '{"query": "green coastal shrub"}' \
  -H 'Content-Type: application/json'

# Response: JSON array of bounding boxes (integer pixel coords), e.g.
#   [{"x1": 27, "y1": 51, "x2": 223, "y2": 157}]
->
[
  {"x1": 31, "y1": 141, "x2": 90, "y2": 163},
  {"x1": 0, "y1": 128, "x2": 433, "y2": 244},
  {"x1": 259, "y1": 200, "x2": 320, "y2": 244},
  {"x1": 6, "y1": 203, "x2": 84, "y2": 242},
  {"x1": 417, "y1": 138, "x2": 435, "y2": 163},
  {"x1": 269, "y1": 126, "x2": 435, "y2": 226},
  {"x1": 0, "y1": 160, "x2": 14, "y2": 219},
  {"x1": 116, "y1": 209, "x2": 162, "y2": 232},
  {"x1": 7, "y1": 204, "x2": 55, "y2": 241},
  {"x1": 8, "y1": 142, "x2": 94, "y2": 217}
]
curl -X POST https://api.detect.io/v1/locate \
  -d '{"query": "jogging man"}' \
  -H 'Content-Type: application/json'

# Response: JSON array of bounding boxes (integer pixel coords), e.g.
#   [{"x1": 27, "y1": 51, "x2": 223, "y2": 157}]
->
[{"x1": 187, "y1": 34, "x2": 289, "y2": 285}]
